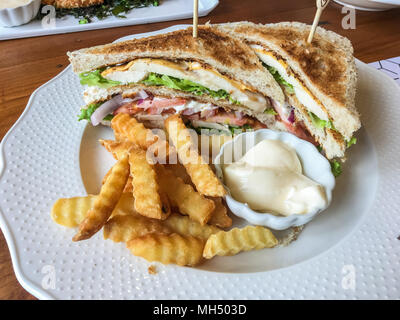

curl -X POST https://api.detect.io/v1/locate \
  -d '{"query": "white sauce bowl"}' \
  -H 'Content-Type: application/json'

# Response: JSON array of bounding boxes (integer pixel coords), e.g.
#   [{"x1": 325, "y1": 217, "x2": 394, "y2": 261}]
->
[
  {"x1": 0, "y1": 0, "x2": 41, "y2": 27},
  {"x1": 214, "y1": 129, "x2": 336, "y2": 230}
]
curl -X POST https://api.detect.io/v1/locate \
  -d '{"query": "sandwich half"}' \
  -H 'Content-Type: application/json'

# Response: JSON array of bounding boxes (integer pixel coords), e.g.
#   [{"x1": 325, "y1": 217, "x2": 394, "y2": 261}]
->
[
  {"x1": 217, "y1": 21, "x2": 361, "y2": 161},
  {"x1": 67, "y1": 25, "x2": 286, "y2": 135}
]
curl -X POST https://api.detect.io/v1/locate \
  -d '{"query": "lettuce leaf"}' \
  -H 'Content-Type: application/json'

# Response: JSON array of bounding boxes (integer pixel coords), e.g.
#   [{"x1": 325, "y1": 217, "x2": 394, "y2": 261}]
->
[
  {"x1": 308, "y1": 111, "x2": 335, "y2": 130},
  {"x1": 79, "y1": 69, "x2": 121, "y2": 88},
  {"x1": 264, "y1": 64, "x2": 295, "y2": 94},
  {"x1": 78, "y1": 103, "x2": 100, "y2": 121},
  {"x1": 330, "y1": 160, "x2": 342, "y2": 177},
  {"x1": 264, "y1": 108, "x2": 278, "y2": 115},
  {"x1": 80, "y1": 68, "x2": 241, "y2": 105},
  {"x1": 189, "y1": 126, "x2": 230, "y2": 136},
  {"x1": 347, "y1": 137, "x2": 357, "y2": 148},
  {"x1": 141, "y1": 73, "x2": 240, "y2": 104},
  {"x1": 228, "y1": 124, "x2": 253, "y2": 135}
]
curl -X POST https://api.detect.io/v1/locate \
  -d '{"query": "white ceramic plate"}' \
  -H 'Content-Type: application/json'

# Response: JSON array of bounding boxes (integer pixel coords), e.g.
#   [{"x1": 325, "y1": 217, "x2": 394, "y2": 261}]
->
[
  {"x1": 0, "y1": 0, "x2": 218, "y2": 40},
  {"x1": 1, "y1": 25, "x2": 400, "y2": 300}
]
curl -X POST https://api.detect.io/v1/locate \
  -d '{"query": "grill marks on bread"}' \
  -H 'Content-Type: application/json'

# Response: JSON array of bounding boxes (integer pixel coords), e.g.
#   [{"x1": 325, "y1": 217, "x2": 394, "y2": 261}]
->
[
  {"x1": 229, "y1": 24, "x2": 350, "y2": 107},
  {"x1": 89, "y1": 27, "x2": 260, "y2": 72}
]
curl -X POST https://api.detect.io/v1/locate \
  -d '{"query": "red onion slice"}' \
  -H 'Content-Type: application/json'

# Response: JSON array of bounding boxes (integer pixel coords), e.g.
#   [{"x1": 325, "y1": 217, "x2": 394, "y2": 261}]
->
[
  {"x1": 287, "y1": 108, "x2": 295, "y2": 124},
  {"x1": 135, "y1": 90, "x2": 149, "y2": 101},
  {"x1": 90, "y1": 94, "x2": 123, "y2": 126},
  {"x1": 234, "y1": 111, "x2": 245, "y2": 120},
  {"x1": 120, "y1": 98, "x2": 134, "y2": 104},
  {"x1": 90, "y1": 90, "x2": 149, "y2": 126},
  {"x1": 201, "y1": 108, "x2": 218, "y2": 119},
  {"x1": 182, "y1": 108, "x2": 198, "y2": 116}
]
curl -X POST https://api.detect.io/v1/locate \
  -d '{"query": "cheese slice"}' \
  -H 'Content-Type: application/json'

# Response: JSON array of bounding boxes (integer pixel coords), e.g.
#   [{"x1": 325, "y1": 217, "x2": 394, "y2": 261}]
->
[
  {"x1": 251, "y1": 45, "x2": 330, "y2": 122},
  {"x1": 101, "y1": 58, "x2": 268, "y2": 113}
]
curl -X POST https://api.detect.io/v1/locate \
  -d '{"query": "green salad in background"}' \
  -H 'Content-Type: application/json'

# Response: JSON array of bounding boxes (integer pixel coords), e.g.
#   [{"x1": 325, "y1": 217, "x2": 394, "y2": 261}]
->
[{"x1": 37, "y1": 0, "x2": 160, "y2": 24}]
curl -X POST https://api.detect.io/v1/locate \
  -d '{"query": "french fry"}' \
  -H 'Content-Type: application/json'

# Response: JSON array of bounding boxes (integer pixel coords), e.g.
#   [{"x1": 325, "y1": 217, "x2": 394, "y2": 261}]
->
[
  {"x1": 203, "y1": 225, "x2": 278, "y2": 259},
  {"x1": 127, "y1": 233, "x2": 204, "y2": 266},
  {"x1": 104, "y1": 215, "x2": 171, "y2": 242},
  {"x1": 163, "y1": 213, "x2": 220, "y2": 241},
  {"x1": 111, "y1": 113, "x2": 155, "y2": 149},
  {"x1": 129, "y1": 147, "x2": 169, "y2": 220},
  {"x1": 123, "y1": 175, "x2": 133, "y2": 193},
  {"x1": 164, "y1": 114, "x2": 226, "y2": 197},
  {"x1": 100, "y1": 139, "x2": 135, "y2": 192},
  {"x1": 111, "y1": 192, "x2": 138, "y2": 217},
  {"x1": 51, "y1": 195, "x2": 97, "y2": 228},
  {"x1": 101, "y1": 167, "x2": 113, "y2": 185},
  {"x1": 111, "y1": 113, "x2": 173, "y2": 160},
  {"x1": 207, "y1": 197, "x2": 232, "y2": 228},
  {"x1": 156, "y1": 165, "x2": 215, "y2": 225},
  {"x1": 103, "y1": 167, "x2": 132, "y2": 193},
  {"x1": 159, "y1": 190, "x2": 172, "y2": 218},
  {"x1": 165, "y1": 163, "x2": 192, "y2": 185},
  {"x1": 113, "y1": 129, "x2": 124, "y2": 141},
  {"x1": 72, "y1": 155, "x2": 130, "y2": 241},
  {"x1": 100, "y1": 139, "x2": 134, "y2": 160},
  {"x1": 51, "y1": 192, "x2": 137, "y2": 228}
]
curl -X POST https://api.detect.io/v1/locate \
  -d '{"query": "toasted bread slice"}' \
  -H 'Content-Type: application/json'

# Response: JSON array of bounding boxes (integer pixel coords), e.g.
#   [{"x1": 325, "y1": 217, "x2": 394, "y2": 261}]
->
[
  {"x1": 217, "y1": 21, "x2": 361, "y2": 141},
  {"x1": 68, "y1": 25, "x2": 285, "y2": 108}
]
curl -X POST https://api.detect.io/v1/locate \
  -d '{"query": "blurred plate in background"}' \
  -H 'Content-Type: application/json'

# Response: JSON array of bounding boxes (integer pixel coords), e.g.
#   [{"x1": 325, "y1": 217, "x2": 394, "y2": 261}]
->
[{"x1": 334, "y1": 0, "x2": 400, "y2": 10}]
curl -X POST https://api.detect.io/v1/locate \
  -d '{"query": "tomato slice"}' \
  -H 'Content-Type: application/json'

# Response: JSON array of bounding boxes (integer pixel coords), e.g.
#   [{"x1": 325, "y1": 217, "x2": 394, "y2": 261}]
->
[{"x1": 139, "y1": 98, "x2": 186, "y2": 110}]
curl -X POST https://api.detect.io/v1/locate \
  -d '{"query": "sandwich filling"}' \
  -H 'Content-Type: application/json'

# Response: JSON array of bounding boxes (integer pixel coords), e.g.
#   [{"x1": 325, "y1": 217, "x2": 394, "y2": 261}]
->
[
  {"x1": 251, "y1": 45, "x2": 330, "y2": 121},
  {"x1": 79, "y1": 56, "x2": 317, "y2": 146},
  {"x1": 79, "y1": 92, "x2": 267, "y2": 134},
  {"x1": 80, "y1": 58, "x2": 269, "y2": 113},
  {"x1": 250, "y1": 44, "x2": 356, "y2": 151},
  {"x1": 78, "y1": 57, "x2": 284, "y2": 139},
  {"x1": 78, "y1": 56, "x2": 350, "y2": 174}
]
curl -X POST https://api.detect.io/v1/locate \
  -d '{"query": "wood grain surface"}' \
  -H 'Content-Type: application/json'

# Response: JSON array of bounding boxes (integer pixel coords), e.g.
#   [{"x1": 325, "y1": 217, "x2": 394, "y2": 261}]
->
[{"x1": 0, "y1": 0, "x2": 399, "y2": 300}]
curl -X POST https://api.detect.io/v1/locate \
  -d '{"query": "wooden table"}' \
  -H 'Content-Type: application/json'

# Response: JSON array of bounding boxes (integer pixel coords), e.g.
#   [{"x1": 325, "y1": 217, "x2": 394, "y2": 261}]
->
[{"x1": 0, "y1": 0, "x2": 399, "y2": 300}]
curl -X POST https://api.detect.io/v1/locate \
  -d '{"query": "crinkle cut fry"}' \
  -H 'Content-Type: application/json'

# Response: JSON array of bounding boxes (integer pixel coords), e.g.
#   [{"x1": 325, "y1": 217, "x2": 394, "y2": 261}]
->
[
  {"x1": 104, "y1": 215, "x2": 171, "y2": 242},
  {"x1": 163, "y1": 213, "x2": 220, "y2": 241},
  {"x1": 73, "y1": 154, "x2": 130, "y2": 241},
  {"x1": 51, "y1": 193, "x2": 137, "y2": 228},
  {"x1": 51, "y1": 195, "x2": 97, "y2": 228},
  {"x1": 111, "y1": 113, "x2": 174, "y2": 161},
  {"x1": 129, "y1": 147, "x2": 170, "y2": 220},
  {"x1": 100, "y1": 139, "x2": 134, "y2": 192},
  {"x1": 207, "y1": 197, "x2": 232, "y2": 228},
  {"x1": 99, "y1": 139, "x2": 134, "y2": 161},
  {"x1": 127, "y1": 233, "x2": 205, "y2": 266},
  {"x1": 156, "y1": 165, "x2": 215, "y2": 225},
  {"x1": 203, "y1": 225, "x2": 278, "y2": 259},
  {"x1": 101, "y1": 138, "x2": 211, "y2": 222},
  {"x1": 164, "y1": 114, "x2": 226, "y2": 197}
]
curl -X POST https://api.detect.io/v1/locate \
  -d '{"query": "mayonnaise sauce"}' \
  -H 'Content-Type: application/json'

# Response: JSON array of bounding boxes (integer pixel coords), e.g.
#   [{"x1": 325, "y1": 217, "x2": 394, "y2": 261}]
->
[
  {"x1": 223, "y1": 140, "x2": 327, "y2": 216},
  {"x1": 0, "y1": 0, "x2": 31, "y2": 9}
]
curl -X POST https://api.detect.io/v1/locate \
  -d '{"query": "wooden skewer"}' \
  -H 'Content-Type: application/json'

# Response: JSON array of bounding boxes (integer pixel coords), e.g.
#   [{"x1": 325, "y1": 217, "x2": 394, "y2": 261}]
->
[
  {"x1": 307, "y1": 0, "x2": 331, "y2": 44},
  {"x1": 193, "y1": 0, "x2": 199, "y2": 38}
]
